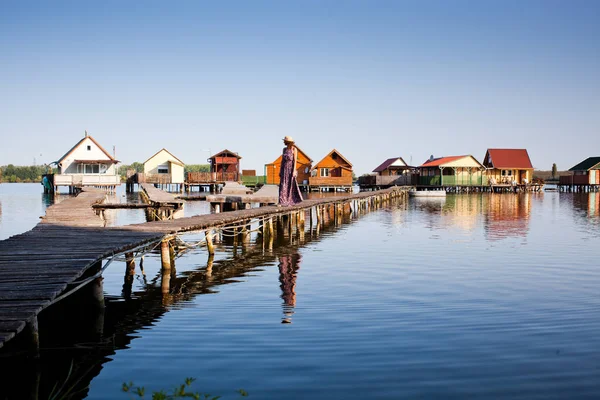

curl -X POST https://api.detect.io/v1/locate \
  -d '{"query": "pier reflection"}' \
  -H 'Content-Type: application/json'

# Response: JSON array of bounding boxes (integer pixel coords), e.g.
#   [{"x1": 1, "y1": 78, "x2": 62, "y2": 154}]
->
[{"x1": 0, "y1": 207, "x2": 351, "y2": 400}]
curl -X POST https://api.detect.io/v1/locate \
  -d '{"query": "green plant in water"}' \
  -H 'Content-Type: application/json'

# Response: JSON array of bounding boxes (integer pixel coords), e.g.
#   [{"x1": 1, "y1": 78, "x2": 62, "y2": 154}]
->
[{"x1": 122, "y1": 377, "x2": 248, "y2": 399}]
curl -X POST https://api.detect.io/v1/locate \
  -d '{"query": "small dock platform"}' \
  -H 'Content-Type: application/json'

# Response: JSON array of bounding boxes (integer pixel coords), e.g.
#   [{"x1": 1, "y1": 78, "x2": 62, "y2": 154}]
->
[
  {"x1": 139, "y1": 183, "x2": 185, "y2": 220},
  {"x1": 205, "y1": 184, "x2": 279, "y2": 212}
]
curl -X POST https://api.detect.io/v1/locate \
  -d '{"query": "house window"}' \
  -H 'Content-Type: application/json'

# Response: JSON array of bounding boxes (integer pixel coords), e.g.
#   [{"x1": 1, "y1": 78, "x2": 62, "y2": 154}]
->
[
  {"x1": 311, "y1": 169, "x2": 317, "y2": 177},
  {"x1": 87, "y1": 145, "x2": 91, "y2": 151},
  {"x1": 84, "y1": 164, "x2": 100, "y2": 174},
  {"x1": 157, "y1": 164, "x2": 169, "y2": 174},
  {"x1": 320, "y1": 168, "x2": 330, "y2": 177},
  {"x1": 501, "y1": 170, "x2": 512, "y2": 177}
]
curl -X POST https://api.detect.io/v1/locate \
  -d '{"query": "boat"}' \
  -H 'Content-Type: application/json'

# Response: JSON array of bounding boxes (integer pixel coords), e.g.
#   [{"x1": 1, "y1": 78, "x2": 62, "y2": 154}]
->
[{"x1": 409, "y1": 190, "x2": 447, "y2": 198}]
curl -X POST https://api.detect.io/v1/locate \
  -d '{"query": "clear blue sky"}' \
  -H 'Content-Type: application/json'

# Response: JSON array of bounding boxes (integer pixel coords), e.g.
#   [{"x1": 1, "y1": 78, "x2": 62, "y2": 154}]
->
[{"x1": 1, "y1": 0, "x2": 598, "y2": 174}]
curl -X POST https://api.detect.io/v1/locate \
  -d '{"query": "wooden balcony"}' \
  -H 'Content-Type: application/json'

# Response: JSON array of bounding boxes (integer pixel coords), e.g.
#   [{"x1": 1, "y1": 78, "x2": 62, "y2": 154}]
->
[
  {"x1": 309, "y1": 176, "x2": 353, "y2": 187},
  {"x1": 559, "y1": 175, "x2": 589, "y2": 185},
  {"x1": 135, "y1": 173, "x2": 173, "y2": 184},
  {"x1": 187, "y1": 172, "x2": 239, "y2": 183}
]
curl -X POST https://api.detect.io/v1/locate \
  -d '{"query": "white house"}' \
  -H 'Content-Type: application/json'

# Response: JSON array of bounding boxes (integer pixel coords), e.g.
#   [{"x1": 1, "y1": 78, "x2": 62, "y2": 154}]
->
[
  {"x1": 52, "y1": 132, "x2": 120, "y2": 191},
  {"x1": 143, "y1": 148, "x2": 185, "y2": 184}
]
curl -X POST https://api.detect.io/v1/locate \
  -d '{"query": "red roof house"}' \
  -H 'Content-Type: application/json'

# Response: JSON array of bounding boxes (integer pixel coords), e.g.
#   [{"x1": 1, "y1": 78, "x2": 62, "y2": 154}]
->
[{"x1": 482, "y1": 149, "x2": 533, "y2": 185}]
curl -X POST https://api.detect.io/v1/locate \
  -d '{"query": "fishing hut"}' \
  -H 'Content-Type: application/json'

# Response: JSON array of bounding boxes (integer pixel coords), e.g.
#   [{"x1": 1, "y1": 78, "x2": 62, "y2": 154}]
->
[
  {"x1": 417, "y1": 155, "x2": 487, "y2": 192},
  {"x1": 265, "y1": 146, "x2": 313, "y2": 190},
  {"x1": 185, "y1": 149, "x2": 242, "y2": 192},
  {"x1": 358, "y1": 157, "x2": 416, "y2": 190},
  {"x1": 41, "y1": 131, "x2": 120, "y2": 194},
  {"x1": 126, "y1": 148, "x2": 185, "y2": 193},
  {"x1": 308, "y1": 149, "x2": 353, "y2": 192},
  {"x1": 482, "y1": 149, "x2": 539, "y2": 192},
  {"x1": 558, "y1": 157, "x2": 600, "y2": 192}
]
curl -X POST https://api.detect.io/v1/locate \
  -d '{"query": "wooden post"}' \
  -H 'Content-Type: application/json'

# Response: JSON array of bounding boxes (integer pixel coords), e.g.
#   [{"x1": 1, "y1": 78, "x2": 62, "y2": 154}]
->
[
  {"x1": 92, "y1": 276, "x2": 105, "y2": 309},
  {"x1": 161, "y1": 239, "x2": 171, "y2": 271},
  {"x1": 267, "y1": 217, "x2": 274, "y2": 238},
  {"x1": 125, "y1": 252, "x2": 135, "y2": 275},
  {"x1": 25, "y1": 317, "x2": 40, "y2": 356},
  {"x1": 205, "y1": 230, "x2": 215, "y2": 255}
]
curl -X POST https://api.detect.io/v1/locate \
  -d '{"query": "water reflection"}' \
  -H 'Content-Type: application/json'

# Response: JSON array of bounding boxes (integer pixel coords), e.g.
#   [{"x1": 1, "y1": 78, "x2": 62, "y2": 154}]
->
[
  {"x1": 572, "y1": 192, "x2": 600, "y2": 220},
  {"x1": 0, "y1": 209, "x2": 351, "y2": 400},
  {"x1": 484, "y1": 193, "x2": 531, "y2": 241},
  {"x1": 278, "y1": 251, "x2": 301, "y2": 324}
]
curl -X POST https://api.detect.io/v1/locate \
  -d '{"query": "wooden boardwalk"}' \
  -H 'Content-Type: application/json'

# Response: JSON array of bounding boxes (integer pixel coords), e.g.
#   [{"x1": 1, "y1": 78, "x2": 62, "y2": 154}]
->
[
  {"x1": 0, "y1": 186, "x2": 408, "y2": 349},
  {"x1": 139, "y1": 183, "x2": 184, "y2": 207}
]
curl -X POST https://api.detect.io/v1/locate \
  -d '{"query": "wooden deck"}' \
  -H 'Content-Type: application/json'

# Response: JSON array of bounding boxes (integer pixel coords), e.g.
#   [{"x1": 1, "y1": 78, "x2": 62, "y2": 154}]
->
[
  {"x1": 139, "y1": 183, "x2": 184, "y2": 207},
  {"x1": 0, "y1": 186, "x2": 408, "y2": 349}
]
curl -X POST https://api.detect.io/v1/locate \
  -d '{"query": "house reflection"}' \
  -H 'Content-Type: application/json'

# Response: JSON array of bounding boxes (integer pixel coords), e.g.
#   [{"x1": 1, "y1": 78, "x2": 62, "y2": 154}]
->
[
  {"x1": 441, "y1": 195, "x2": 482, "y2": 231},
  {"x1": 572, "y1": 192, "x2": 600, "y2": 219},
  {"x1": 278, "y1": 251, "x2": 302, "y2": 324},
  {"x1": 483, "y1": 193, "x2": 531, "y2": 241}
]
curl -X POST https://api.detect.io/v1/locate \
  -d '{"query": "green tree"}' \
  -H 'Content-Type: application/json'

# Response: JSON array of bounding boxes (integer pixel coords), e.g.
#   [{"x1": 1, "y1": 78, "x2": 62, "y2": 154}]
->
[
  {"x1": 184, "y1": 164, "x2": 210, "y2": 173},
  {"x1": 551, "y1": 163, "x2": 557, "y2": 179}
]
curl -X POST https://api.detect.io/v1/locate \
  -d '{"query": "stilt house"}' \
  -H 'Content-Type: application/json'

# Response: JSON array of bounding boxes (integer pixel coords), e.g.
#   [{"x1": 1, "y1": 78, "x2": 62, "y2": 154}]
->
[
  {"x1": 482, "y1": 149, "x2": 533, "y2": 185},
  {"x1": 418, "y1": 155, "x2": 486, "y2": 187},
  {"x1": 265, "y1": 146, "x2": 313, "y2": 187},
  {"x1": 309, "y1": 149, "x2": 353, "y2": 191}
]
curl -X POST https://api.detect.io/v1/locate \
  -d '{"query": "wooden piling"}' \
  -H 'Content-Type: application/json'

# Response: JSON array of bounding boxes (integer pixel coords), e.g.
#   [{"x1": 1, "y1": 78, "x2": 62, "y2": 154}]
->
[
  {"x1": 161, "y1": 239, "x2": 171, "y2": 270},
  {"x1": 205, "y1": 230, "x2": 215, "y2": 255},
  {"x1": 91, "y1": 276, "x2": 105, "y2": 309}
]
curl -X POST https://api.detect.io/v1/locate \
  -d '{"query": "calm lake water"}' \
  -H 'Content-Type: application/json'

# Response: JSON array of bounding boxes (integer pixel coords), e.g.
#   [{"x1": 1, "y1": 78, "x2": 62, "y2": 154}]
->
[{"x1": 1, "y1": 183, "x2": 600, "y2": 399}]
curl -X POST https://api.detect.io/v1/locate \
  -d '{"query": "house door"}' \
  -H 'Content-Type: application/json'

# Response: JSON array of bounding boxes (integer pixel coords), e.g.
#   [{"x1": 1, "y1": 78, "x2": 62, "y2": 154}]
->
[{"x1": 590, "y1": 170, "x2": 597, "y2": 185}]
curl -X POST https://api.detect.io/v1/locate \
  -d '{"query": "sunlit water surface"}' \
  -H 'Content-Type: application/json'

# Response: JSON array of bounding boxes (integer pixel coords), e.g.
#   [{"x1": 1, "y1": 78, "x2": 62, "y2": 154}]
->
[{"x1": 1, "y1": 184, "x2": 600, "y2": 399}]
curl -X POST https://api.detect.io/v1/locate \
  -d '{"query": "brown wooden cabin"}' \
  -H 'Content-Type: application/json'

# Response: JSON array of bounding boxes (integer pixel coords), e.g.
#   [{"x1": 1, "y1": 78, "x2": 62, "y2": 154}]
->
[
  {"x1": 359, "y1": 157, "x2": 414, "y2": 188},
  {"x1": 482, "y1": 149, "x2": 533, "y2": 185},
  {"x1": 209, "y1": 149, "x2": 241, "y2": 181},
  {"x1": 265, "y1": 146, "x2": 313, "y2": 187},
  {"x1": 559, "y1": 157, "x2": 600, "y2": 186},
  {"x1": 309, "y1": 149, "x2": 353, "y2": 191}
]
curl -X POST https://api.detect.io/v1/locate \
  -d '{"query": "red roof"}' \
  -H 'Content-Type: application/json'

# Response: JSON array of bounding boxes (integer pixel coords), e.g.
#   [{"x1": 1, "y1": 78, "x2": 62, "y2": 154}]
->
[
  {"x1": 419, "y1": 155, "x2": 465, "y2": 167},
  {"x1": 484, "y1": 149, "x2": 533, "y2": 169},
  {"x1": 373, "y1": 157, "x2": 408, "y2": 173}
]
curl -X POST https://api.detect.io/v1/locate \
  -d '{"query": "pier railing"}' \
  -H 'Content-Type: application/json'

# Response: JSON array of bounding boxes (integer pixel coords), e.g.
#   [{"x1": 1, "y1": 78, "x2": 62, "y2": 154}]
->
[
  {"x1": 54, "y1": 174, "x2": 121, "y2": 186},
  {"x1": 187, "y1": 172, "x2": 239, "y2": 183},
  {"x1": 308, "y1": 176, "x2": 353, "y2": 186}
]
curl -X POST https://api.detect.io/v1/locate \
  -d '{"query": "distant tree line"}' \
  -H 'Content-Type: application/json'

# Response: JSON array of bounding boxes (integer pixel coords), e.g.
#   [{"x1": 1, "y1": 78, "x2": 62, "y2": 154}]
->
[{"x1": 0, "y1": 164, "x2": 55, "y2": 183}]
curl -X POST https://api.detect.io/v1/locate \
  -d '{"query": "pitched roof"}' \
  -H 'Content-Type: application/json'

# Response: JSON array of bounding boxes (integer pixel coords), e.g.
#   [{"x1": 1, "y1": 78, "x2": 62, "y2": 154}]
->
[
  {"x1": 143, "y1": 148, "x2": 185, "y2": 166},
  {"x1": 569, "y1": 157, "x2": 600, "y2": 171},
  {"x1": 211, "y1": 149, "x2": 242, "y2": 159},
  {"x1": 373, "y1": 157, "x2": 408, "y2": 173},
  {"x1": 269, "y1": 145, "x2": 313, "y2": 164},
  {"x1": 484, "y1": 149, "x2": 533, "y2": 169},
  {"x1": 419, "y1": 155, "x2": 466, "y2": 167},
  {"x1": 312, "y1": 149, "x2": 353, "y2": 169},
  {"x1": 58, "y1": 134, "x2": 118, "y2": 164}
]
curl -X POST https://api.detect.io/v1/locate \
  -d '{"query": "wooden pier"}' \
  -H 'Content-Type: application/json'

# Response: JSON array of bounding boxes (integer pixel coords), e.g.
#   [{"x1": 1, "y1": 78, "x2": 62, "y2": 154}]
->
[
  {"x1": 139, "y1": 183, "x2": 185, "y2": 221},
  {"x1": 0, "y1": 186, "x2": 409, "y2": 351}
]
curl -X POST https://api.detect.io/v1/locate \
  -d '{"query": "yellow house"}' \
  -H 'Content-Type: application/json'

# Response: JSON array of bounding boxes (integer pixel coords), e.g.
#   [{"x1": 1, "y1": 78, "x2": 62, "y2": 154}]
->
[{"x1": 143, "y1": 148, "x2": 185, "y2": 184}]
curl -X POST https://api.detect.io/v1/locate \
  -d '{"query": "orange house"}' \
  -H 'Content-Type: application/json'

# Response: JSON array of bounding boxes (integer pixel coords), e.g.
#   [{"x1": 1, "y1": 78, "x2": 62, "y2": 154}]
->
[
  {"x1": 309, "y1": 149, "x2": 353, "y2": 191},
  {"x1": 265, "y1": 146, "x2": 313, "y2": 187}
]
